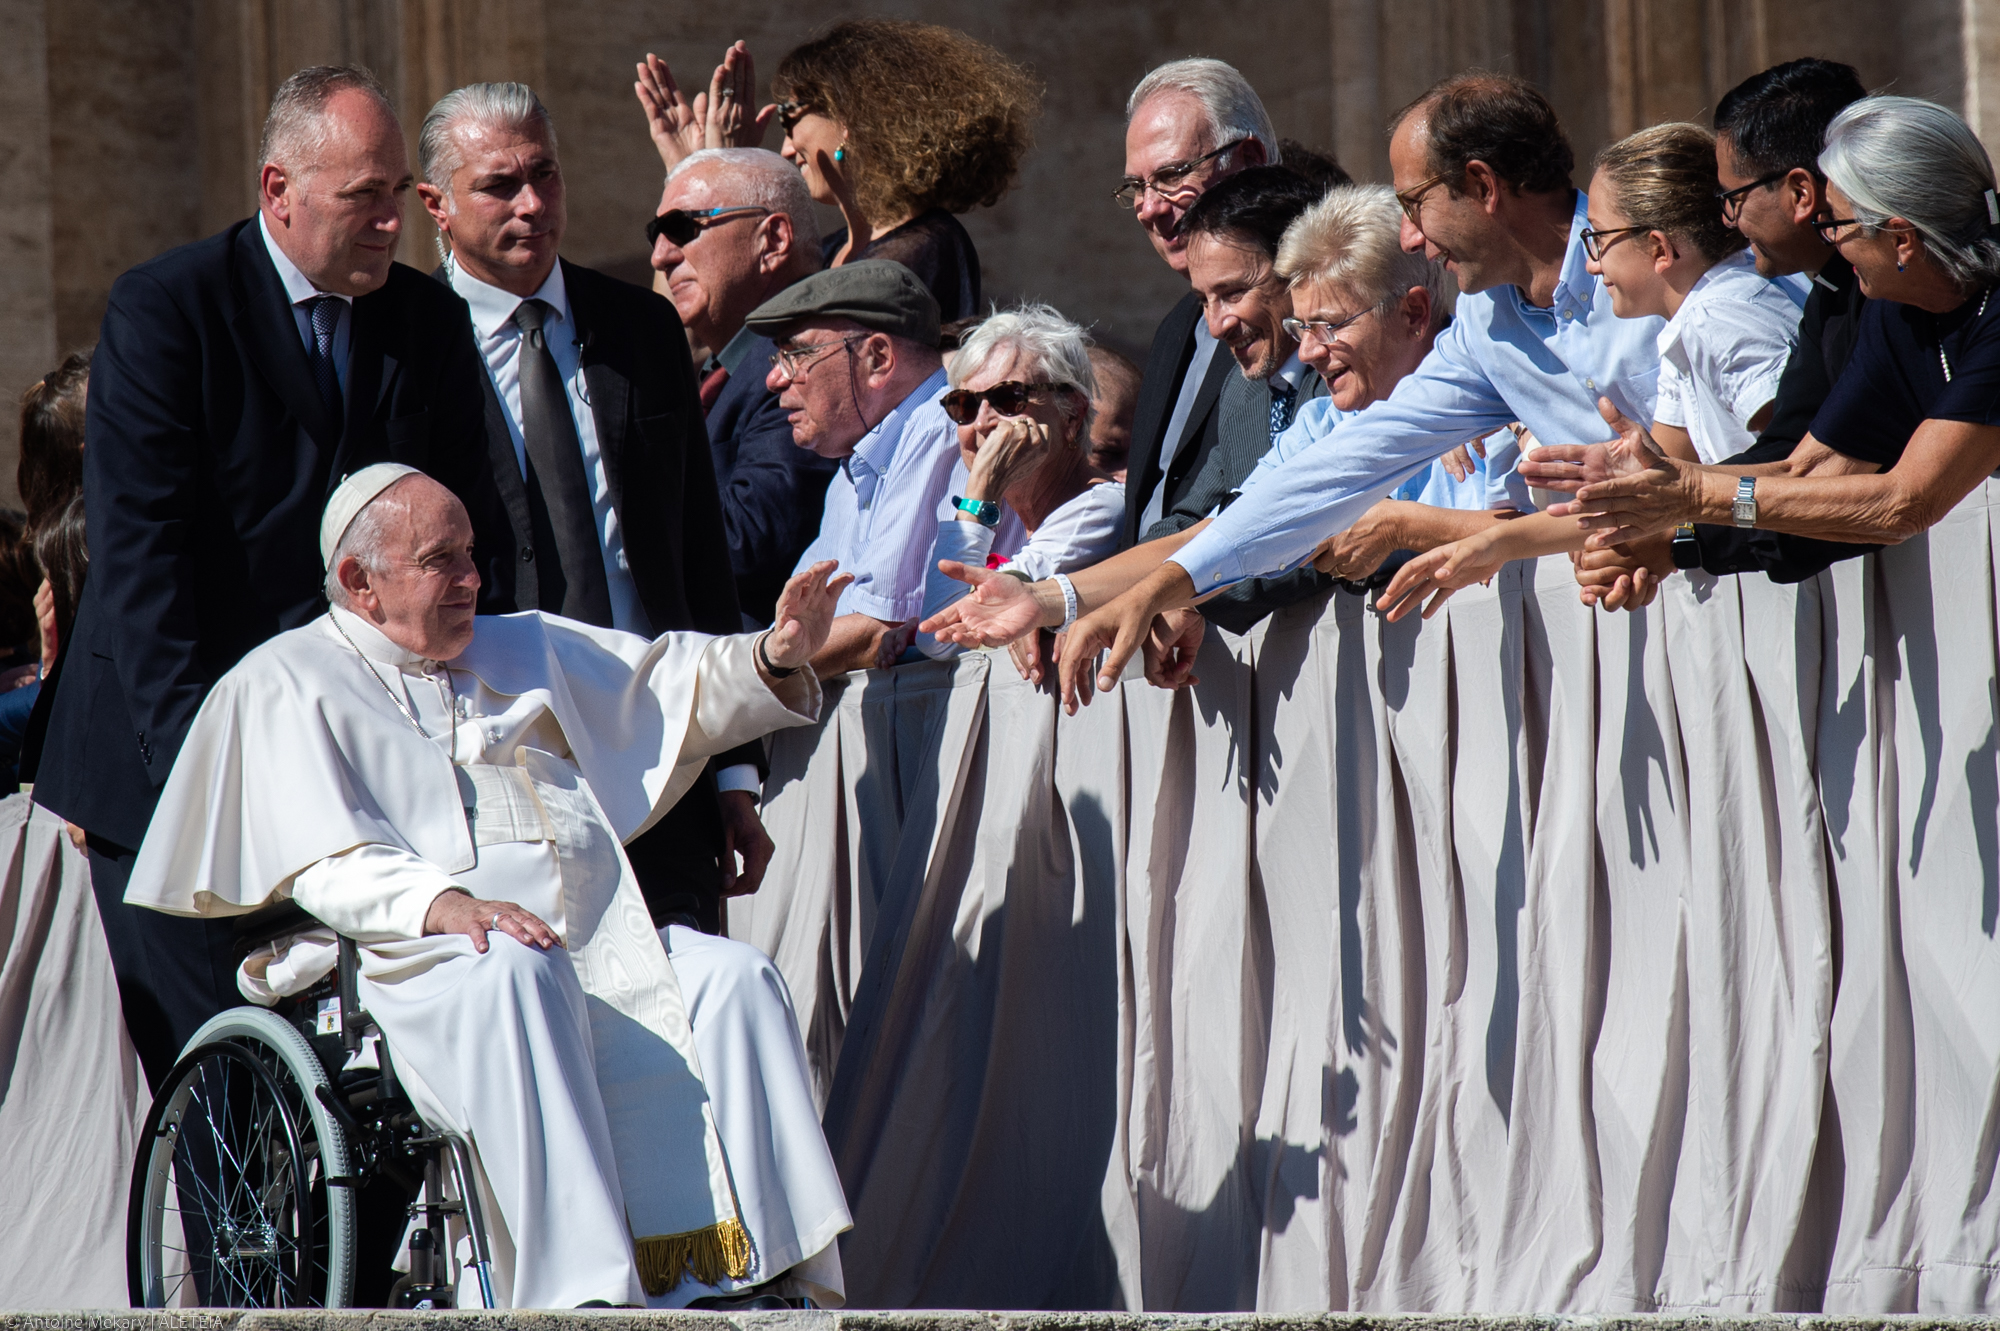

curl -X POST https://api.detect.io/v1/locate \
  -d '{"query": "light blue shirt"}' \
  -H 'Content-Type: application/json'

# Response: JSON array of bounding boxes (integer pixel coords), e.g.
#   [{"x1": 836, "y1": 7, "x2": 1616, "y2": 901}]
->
[
  {"x1": 793, "y1": 367, "x2": 961, "y2": 622},
  {"x1": 1171, "y1": 193, "x2": 1665, "y2": 592},
  {"x1": 1239, "y1": 394, "x2": 1521, "y2": 515}
]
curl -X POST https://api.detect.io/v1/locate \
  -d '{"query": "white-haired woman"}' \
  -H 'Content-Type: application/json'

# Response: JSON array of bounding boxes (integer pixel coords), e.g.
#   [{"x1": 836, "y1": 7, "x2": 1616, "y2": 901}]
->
[
  {"x1": 917, "y1": 305, "x2": 1124, "y2": 657},
  {"x1": 1524, "y1": 95, "x2": 2000, "y2": 553}
]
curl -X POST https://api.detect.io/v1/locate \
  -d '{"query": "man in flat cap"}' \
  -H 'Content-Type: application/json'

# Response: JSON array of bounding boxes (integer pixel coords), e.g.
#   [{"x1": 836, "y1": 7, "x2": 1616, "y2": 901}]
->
[{"x1": 749, "y1": 259, "x2": 958, "y2": 674}]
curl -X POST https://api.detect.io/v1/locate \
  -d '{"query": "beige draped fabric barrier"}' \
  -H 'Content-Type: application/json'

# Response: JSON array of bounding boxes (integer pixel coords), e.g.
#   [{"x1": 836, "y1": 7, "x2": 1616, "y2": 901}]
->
[
  {"x1": 732, "y1": 474, "x2": 2000, "y2": 1316},
  {"x1": 0, "y1": 793, "x2": 146, "y2": 1308}
]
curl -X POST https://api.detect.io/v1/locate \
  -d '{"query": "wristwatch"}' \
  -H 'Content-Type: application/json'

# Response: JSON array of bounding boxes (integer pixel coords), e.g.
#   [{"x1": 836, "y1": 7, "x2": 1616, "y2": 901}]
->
[
  {"x1": 1731, "y1": 476, "x2": 1758, "y2": 528},
  {"x1": 1669, "y1": 523, "x2": 1702, "y2": 570},
  {"x1": 952, "y1": 495, "x2": 1001, "y2": 528}
]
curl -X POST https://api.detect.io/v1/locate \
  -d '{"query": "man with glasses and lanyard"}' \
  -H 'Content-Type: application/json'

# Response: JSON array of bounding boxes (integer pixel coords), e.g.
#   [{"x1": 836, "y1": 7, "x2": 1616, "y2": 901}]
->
[
  {"x1": 750, "y1": 260, "x2": 961, "y2": 676},
  {"x1": 1063, "y1": 73, "x2": 1669, "y2": 698},
  {"x1": 651, "y1": 147, "x2": 841, "y2": 627},
  {"x1": 1116, "y1": 58, "x2": 1277, "y2": 551},
  {"x1": 417, "y1": 83, "x2": 772, "y2": 932}
]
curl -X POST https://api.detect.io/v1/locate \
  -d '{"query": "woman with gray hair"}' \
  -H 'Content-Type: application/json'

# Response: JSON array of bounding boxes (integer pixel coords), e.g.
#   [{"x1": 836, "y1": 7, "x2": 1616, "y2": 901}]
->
[
  {"x1": 917, "y1": 304, "x2": 1124, "y2": 658},
  {"x1": 1527, "y1": 94, "x2": 2000, "y2": 557}
]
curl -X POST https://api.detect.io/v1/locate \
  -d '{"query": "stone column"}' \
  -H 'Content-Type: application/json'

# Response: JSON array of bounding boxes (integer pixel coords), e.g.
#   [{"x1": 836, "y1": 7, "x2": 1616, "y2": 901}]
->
[{"x1": 0, "y1": 0, "x2": 57, "y2": 507}]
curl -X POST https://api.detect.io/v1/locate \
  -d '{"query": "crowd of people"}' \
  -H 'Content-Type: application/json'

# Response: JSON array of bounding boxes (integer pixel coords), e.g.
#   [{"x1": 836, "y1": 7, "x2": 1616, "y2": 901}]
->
[{"x1": 9, "y1": 14, "x2": 1998, "y2": 1310}]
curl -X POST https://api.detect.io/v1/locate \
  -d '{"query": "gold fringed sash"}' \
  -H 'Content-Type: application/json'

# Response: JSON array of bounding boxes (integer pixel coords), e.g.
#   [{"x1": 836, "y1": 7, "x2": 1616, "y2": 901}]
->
[{"x1": 633, "y1": 1218, "x2": 752, "y2": 1295}]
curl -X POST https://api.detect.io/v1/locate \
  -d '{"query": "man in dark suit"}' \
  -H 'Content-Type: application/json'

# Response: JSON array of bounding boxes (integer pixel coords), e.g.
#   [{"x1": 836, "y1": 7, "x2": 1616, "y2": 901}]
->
[
  {"x1": 416, "y1": 83, "x2": 769, "y2": 933},
  {"x1": 31, "y1": 66, "x2": 495, "y2": 1088},
  {"x1": 1144, "y1": 166, "x2": 1333, "y2": 632},
  {"x1": 651, "y1": 147, "x2": 839, "y2": 627},
  {"x1": 1116, "y1": 59, "x2": 1277, "y2": 550}
]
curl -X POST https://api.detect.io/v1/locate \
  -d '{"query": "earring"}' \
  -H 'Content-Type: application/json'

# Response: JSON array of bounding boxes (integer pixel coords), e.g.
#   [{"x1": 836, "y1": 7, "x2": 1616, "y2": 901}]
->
[
  {"x1": 834, "y1": 145, "x2": 847, "y2": 163},
  {"x1": 1897, "y1": 260, "x2": 1906, "y2": 271}
]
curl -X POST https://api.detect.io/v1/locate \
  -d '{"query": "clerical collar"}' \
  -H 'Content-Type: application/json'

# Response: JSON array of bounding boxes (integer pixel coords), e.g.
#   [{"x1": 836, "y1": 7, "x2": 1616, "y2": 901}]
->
[{"x1": 328, "y1": 605, "x2": 435, "y2": 671}]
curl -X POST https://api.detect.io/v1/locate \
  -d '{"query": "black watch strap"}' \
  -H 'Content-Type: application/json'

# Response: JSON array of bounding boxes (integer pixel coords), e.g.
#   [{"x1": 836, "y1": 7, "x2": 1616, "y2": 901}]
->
[{"x1": 1669, "y1": 523, "x2": 1703, "y2": 570}]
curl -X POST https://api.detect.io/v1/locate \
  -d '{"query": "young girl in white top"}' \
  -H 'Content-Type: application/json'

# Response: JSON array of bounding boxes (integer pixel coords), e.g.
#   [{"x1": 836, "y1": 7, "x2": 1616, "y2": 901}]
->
[
  {"x1": 1589, "y1": 121, "x2": 1807, "y2": 463},
  {"x1": 1374, "y1": 122, "x2": 1807, "y2": 619}
]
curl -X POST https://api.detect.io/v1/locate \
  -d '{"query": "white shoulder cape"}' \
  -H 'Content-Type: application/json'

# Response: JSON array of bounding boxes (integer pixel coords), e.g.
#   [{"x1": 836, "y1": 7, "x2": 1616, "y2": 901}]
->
[{"x1": 126, "y1": 611, "x2": 815, "y2": 918}]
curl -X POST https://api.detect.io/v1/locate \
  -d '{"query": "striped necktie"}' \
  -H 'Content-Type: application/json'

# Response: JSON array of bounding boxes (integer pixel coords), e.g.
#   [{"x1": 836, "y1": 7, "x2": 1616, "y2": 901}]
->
[
  {"x1": 1268, "y1": 380, "x2": 1298, "y2": 444},
  {"x1": 304, "y1": 295, "x2": 344, "y2": 431}
]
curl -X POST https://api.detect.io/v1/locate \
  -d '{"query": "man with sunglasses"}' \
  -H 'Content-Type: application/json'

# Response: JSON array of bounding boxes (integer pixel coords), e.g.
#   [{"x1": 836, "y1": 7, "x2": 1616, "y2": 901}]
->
[
  {"x1": 747, "y1": 259, "x2": 961, "y2": 676},
  {"x1": 1117, "y1": 59, "x2": 1278, "y2": 551},
  {"x1": 417, "y1": 83, "x2": 772, "y2": 933},
  {"x1": 1067, "y1": 73, "x2": 1670, "y2": 698},
  {"x1": 652, "y1": 147, "x2": 841, "y2": 626}
]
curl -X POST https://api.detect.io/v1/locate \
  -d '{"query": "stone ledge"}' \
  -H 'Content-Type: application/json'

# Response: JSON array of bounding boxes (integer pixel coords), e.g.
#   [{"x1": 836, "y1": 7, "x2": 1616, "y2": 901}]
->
[{"x1": 3, "y1": 1314, "x2": 1998, "y2": 1331}]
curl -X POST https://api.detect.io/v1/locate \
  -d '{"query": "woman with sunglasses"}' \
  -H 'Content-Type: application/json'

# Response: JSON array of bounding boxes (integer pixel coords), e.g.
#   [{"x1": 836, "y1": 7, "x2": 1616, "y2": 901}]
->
[
  {"x1": 1372, "y1": 121, "x2": 1808, "y2": 619},
  {"x1": 1522, "y1": 96, "x2": 2000, "y2": 559},
  {"x1": 916, "y1": 305, "x2": 1123, "y2": 659}
]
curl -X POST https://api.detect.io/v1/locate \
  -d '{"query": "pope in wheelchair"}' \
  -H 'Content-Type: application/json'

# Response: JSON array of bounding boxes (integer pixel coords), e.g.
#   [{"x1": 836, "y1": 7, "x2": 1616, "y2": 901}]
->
[{"x1": 124, "y1": 464, "x2": 852, "y2": 1309}]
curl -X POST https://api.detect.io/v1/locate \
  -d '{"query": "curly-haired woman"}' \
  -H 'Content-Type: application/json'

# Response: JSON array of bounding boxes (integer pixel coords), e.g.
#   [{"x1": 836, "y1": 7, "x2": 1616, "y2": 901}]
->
[{"x1": 637, "y1": 22, "x2": 1041, "y2": 322}]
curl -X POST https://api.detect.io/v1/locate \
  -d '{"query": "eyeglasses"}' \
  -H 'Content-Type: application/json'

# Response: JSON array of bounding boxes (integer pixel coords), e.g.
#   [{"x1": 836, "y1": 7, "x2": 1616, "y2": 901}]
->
[
  {"x1": 768, "y1": 335, "x2": 866, "y2": 381},
  {"x1": 1395, "y1": 173, "x2": 1449, "y2": 227},
  {"x1": 1715, "y1": 170, "x2": 1792, "y2": 224},
  {"x1": 774, "y1": 101, "x2": 813, "y2": 136},
  {"x1": 1114, "y1": 140, "x2": 1248, "y2": 210},
  {"x1": 1282, "y1": 303, "x2": 1384, "y2": 345},
  {"x1": 646, "y1": 206, "x2": 771, "y2": 248},
  {"x1": 1579, "y1": 224, "x2": 1651, "y2": 262},
  {"x1": 1811, "y1": 213, "x2": 1866, "y2": 244},
  {"x1": 939, "y1": 381, "x2": 1074, "y2": 425}
]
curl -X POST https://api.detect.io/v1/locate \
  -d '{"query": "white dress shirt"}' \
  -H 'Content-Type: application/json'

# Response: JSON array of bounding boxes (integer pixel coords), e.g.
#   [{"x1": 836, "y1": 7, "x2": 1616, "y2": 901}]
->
[
  {"x1": 1651, "y1": 249, "x2": 1807, "y2": 464},
  {"x1": 258, "y1": 214, "x2": 351, "y2": 391},
  {"x1": 1170, "y1": 193, "x2": 1665, "y2": 592},
  {"x1": 792, "y1": 368, "x2": 961, "y2": 623},
  {"x1": 449, "y1": 261, "x2": 650, "y2": 638}
]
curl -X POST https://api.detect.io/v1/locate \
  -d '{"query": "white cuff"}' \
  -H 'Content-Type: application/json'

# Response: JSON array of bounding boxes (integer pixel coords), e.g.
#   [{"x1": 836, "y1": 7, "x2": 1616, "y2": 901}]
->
[{"x1": 715, "y1": 763, "x2": 762, "y2": 797}]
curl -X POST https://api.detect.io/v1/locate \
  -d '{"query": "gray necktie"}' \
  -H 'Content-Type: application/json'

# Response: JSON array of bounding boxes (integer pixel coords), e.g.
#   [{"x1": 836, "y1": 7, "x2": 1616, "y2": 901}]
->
[
  {"x1": 512, "y1": 299, "x2": 613, "y2": 626},
  {"x1": 305, "y1": 296, "x2": 344, "y2": 432}
]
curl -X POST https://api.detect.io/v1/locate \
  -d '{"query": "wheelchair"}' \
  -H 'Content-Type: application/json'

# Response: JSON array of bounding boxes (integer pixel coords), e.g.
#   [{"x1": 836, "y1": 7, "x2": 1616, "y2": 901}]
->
[{"x1": 126, "y1": 900, "x2": 497, "y2": 1309}]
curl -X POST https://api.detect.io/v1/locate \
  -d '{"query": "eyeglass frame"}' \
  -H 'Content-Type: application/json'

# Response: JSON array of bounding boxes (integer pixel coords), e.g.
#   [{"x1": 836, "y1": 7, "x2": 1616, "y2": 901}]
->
[
  {"x1": 1395, "y1": 173, "x2": 1450, "y2": 228},
  {"x1": 768, "y1": 334, "x2": 869, "y2": 381},
  {"x1": 646, "y1": 206, "x2": 772, "y2": 249},
  {"x1": 1579, "y1": 224, "x2": 1652, "y2": 263},
  {"x1": 1282, "y1": 301, "x2": 1388, "y2": 346},
  {"x1": 1810, "y1": 212, "x2": 1872, "y2": 244},
  {"x1": 938, "y1": 380, "x2": 1077, "y2": 426},
  {"x1": 1113, "y1": 139, "x2": 1249, "y2": 210},
  {"x1": 1715, "y1": 169, "x2": 1796, "y2": 224}
]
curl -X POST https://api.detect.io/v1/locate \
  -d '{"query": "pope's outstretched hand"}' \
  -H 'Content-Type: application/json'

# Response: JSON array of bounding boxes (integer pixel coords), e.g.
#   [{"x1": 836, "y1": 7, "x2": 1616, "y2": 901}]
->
[{"x1": 762, "y1": 561, "x2": 853, "y2": 673}]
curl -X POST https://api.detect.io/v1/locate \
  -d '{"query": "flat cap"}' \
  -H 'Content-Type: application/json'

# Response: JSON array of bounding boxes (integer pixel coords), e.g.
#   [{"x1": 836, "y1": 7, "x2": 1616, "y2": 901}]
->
[{"x1": 744, "y1": 259, "x2": 941, "y2": 347}]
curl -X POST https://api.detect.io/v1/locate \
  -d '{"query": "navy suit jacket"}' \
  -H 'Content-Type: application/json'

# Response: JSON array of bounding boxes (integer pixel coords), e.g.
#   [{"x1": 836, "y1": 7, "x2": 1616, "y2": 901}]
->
[
  {"x1": 703, "y1": 331, "x2": 839, "y2": 626},
  {"x1": 35, "y1": 219, "x2": 495, "y2": 849}
]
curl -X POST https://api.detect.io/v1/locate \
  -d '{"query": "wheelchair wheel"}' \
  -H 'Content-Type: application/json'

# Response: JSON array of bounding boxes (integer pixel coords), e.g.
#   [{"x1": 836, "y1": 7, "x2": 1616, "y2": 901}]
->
[{"x1": 128, "y1": 1006, "x2": 357, "y2": 1307}]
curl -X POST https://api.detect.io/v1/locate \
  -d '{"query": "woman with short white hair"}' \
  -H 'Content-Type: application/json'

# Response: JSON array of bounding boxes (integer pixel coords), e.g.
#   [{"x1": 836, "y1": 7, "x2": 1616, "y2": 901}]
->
[
  {"x1": 1527, "y1": 95, "x2": 2000, "y2": 554},
  {"x1": 917, "y1": 304, "x2": 1123, "y2": 657}
]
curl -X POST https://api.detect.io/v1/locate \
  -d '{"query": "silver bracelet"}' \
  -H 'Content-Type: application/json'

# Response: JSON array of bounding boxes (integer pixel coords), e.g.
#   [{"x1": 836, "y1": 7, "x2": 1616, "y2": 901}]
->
[{"x1": 1052, "y1": 573, "x2": 1080, "y2": 632}]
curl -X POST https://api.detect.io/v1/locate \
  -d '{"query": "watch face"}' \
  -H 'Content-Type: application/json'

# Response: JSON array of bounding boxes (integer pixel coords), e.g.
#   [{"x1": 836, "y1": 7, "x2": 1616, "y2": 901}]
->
[{"x1": 1732, "y1": 499, "x2": 1756, "y2": 526}]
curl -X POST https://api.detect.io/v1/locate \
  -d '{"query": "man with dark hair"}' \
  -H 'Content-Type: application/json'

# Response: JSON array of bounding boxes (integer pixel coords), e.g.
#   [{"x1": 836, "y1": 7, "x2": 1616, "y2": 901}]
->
[
  {"x1": 1069, "y1": 72, "x2": 1669, "y2": 689},
  {"x1": 1149, "y1": 164, "x2": 1333, "y2": 630},
  {"x1": 31, "y1": 65, "x2": 495, "y2": 1087},
  {"x1": 1650, "y1": 57, "x2": 1873, "y2": 582}
]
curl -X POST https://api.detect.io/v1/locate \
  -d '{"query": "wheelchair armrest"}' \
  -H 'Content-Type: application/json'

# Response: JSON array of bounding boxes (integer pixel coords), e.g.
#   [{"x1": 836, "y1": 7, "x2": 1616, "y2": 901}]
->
[{"x1": 232, "y1": 897, "x2": 327, "y2": 956}]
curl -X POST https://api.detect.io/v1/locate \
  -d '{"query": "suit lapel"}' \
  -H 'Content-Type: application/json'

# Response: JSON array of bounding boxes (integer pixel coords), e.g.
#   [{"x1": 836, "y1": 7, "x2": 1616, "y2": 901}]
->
[
  {"x1": 229, "y1": 223, "x2": 340, "y2": 453},
  {"x1": 1176, "y1": 344, "x2": 1235, "y2": 458}
]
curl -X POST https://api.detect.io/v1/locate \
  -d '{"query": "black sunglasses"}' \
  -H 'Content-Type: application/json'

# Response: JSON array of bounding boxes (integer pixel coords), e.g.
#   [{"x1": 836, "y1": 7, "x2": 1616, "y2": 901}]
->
[
  {"x1": 775, "y1": 100, "x2": 813, "y2": 136},
  {"x1": 939, "y1": 381, "x2": 1074, "y2": 425},
  {"x1": 645, "y1": 206, "x2": 771, "y2": 248}
]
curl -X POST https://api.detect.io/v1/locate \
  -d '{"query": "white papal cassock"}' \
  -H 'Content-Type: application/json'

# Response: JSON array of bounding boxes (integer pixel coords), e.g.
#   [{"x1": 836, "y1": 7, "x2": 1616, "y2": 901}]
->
[{"x1": 125, "y1": 605, "x2": 852, "y2": 1308}]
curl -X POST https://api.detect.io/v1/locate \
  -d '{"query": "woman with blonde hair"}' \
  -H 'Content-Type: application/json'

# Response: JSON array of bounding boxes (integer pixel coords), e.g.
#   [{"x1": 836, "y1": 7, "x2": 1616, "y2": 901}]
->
[{"x1": 637, "y1": 21, "x2": 1041, "y2": 322}]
